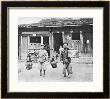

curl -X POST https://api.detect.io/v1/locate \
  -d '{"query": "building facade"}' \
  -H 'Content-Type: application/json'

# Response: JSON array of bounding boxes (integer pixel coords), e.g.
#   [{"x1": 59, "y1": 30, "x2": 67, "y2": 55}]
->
[{"x1": 18, "y1": 18, "x2": 93, "y2": 60}]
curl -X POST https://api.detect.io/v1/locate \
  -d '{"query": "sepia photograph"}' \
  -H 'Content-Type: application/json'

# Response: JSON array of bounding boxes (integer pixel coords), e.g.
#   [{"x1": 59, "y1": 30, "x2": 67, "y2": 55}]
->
[{"x1": 18, "y1": 17, "x2": 93, "y2": 82}]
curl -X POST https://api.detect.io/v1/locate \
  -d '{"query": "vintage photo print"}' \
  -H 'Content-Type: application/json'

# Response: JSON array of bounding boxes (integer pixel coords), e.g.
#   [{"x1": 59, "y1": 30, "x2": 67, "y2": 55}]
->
[
  {"x1": 9, "y1": 8, "x2": 103, "y2": 92},
  {"x1": 18, "y1": 17, "x2": 93, "y2": 82}
]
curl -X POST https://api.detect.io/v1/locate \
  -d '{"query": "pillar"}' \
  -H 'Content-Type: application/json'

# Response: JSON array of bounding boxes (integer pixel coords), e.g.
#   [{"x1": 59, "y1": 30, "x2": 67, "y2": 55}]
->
[
  {"x1": 52, "y1": 32, "x2": 54, "y2": 50},
  {"x1": 18, "y1": 35, "x2": 21, "y2": 60},
  {"x1": 49, "y1": 32, "x2": 52, "y2": 58},
  {"x1": 20, "y1": 35, "x2": 22, "y2": 59},
  {"x1": 49, "y1": 31, "x2": 54, "y2": 58},
  {"x1": 41, "y1": 35, "x2": 43, "y2": 45},
  {"x1": 28, "y1": 35, "x2": 30, "y2": 50},
  {"x1": 62, "y1": 31, "x2": 65, "y2": 43},
  {"x1": 51, "y1": 32, "x2": 54, "y2": 57},
  {"x1": 80, "y1": 31, "x2": 83, "y2": 53}
]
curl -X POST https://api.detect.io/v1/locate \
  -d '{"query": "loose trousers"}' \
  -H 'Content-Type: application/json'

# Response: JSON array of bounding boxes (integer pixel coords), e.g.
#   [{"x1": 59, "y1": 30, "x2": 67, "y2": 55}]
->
[{"x1": 63, "y1": 63, "x2": 72, "y2": 76}]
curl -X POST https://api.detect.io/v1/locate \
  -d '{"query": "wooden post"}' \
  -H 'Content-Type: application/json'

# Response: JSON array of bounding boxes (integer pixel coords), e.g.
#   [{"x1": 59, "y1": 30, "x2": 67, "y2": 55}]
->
[
  {"x1": 28, "y1": 35, "x2": 30, "y2": 51},
  {"x1": 62, "y1": 31, "x2": 65, "y2": 43},
  {"x1": 18, "y1": 35, "x2": 20, "y2": 60},
  {"x1": 52, "y1": 32, "x2": 54, "y2": 51},
  {"x1": 80, "y1": 31, "x2": 83, "y2": 53},
  {"x1": 49, "y1": 31, "x2": 54, "y2": 58},
  {"x1": 20, "y1": 35, "x2": 22, "y2": 59},
  {"x1": 41, "y1": 35, "x2": 43, "y2": 45},
  {"x1": 49, "y1": 32, "x2": 52, "y2": 58}
]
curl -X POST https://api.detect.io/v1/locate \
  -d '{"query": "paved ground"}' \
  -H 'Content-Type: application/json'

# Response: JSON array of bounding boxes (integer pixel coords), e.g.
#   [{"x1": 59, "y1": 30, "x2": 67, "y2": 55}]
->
[{"x1": 18, "y1": 61, "x2": 93, "y2": 82}]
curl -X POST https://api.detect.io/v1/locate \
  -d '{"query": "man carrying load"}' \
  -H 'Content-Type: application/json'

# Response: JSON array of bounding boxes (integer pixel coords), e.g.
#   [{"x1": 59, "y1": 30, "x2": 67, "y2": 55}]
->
[
  {"x1": 38, "y1": 44, "x2": 48, "y2": 77},
  {"x1": 61, "y1": 43, "x2": 72, "y2": 78}
]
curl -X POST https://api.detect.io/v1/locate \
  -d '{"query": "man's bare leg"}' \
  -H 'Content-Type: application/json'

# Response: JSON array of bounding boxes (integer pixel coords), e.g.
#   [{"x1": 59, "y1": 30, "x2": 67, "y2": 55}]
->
[
  {"x1": 40, "y1": 69, "x2": 42, "y2": 76},
  {"x1": 43, "y1": 70, "x2": 46, "y2": 77}
]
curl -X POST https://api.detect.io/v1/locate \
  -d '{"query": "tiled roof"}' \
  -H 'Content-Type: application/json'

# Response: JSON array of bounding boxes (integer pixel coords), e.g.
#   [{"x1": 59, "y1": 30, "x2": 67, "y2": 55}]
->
[{"x1": 18, "y1": 18, "x2": 93, "y2": 28}]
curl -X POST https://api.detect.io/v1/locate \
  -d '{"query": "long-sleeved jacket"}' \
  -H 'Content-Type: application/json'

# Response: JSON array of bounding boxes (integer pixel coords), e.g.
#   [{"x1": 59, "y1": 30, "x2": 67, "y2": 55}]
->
[
  {"x1": 38, "y1": 49, "x2": 48, "y2": 63},
  {"x1": 61, "y1": 48, "x2": 71, "y2": 64}
]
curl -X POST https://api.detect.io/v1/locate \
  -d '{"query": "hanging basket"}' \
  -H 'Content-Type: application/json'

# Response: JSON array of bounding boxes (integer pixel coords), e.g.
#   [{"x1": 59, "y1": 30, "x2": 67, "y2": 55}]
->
[
  {"x1": 50, "y1": 61, "x2": 57, "y2": 68},
  {"x1": 26, "y1": 62, "x2": 32, "y2": 70}
]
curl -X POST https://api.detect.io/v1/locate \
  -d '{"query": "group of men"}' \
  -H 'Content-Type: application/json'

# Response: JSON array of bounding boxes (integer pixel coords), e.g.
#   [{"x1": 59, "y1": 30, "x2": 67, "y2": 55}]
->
[{"x1": 27, "y1": 43, "x2": 73, "y2": 78}]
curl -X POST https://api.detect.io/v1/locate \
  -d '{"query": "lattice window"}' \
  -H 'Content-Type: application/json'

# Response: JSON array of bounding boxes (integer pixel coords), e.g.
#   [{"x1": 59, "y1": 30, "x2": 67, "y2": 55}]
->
[{"x1": 68, "y1": 40, "x2": 80, "y2": 50}]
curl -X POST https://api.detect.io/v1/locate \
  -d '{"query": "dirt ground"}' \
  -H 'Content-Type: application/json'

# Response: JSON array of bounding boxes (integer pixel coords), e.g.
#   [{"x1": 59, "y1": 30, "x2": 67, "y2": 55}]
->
[{"x1": 18, "y1": 61, "x2": 93, "y2": 82}]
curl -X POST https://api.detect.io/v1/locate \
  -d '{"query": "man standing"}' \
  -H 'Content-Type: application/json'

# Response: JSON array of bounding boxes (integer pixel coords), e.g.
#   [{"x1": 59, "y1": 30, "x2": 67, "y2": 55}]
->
[
  {"x1": 61, "y1": 43, "x2": 72, "y2": 78},
  {"x1": 38, "y1": 44, "x2": 48, "y2": 77}
]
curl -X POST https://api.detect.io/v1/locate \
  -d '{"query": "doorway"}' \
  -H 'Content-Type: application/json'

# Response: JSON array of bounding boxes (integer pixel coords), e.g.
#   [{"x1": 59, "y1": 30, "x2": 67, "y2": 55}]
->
[
  {"x1": 53, "y1": 33, "x2": 63, "y2": 53},
  {"x1": 43, "y1": 36, "x2": 50, "y2": 56}
]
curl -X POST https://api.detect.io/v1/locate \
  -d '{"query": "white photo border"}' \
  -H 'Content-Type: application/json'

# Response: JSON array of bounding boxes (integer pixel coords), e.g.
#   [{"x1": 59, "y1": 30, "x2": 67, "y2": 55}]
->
[{"x1": 8, "y1": 7, "x2": 103, "y2": 92}]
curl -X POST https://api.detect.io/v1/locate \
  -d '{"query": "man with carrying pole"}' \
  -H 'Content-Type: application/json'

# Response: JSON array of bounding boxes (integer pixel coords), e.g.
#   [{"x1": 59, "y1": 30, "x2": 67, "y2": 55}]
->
[{"x1": 61, "y1": 43, "x2": 72, "y2": 78}]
